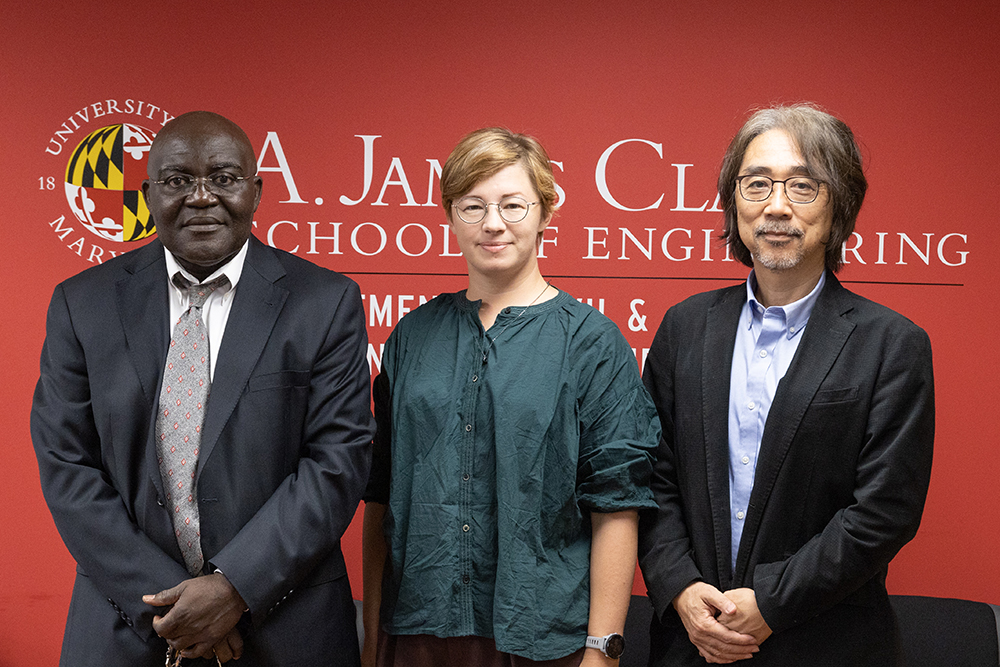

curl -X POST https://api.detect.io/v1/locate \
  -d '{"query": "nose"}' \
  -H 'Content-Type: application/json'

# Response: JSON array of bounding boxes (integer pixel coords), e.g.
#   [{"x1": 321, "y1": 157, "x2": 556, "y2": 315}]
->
[
  {"x1": 480, "y1": 204, "x2": 507, "y2": 232},
  {"x1": 186, "y1": 178, "x2": 218, "y2": 205},
  {"x1": 764, "y1": 182, "x2": 792, "y2": 216}
]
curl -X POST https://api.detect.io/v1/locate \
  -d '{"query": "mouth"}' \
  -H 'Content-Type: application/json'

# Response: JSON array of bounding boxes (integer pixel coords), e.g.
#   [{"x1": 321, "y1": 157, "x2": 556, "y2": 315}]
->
[
  {"x1": 479, "y1": 242, "x2": 510, "y2": 253},
  {"x1": 755, "y1": 224, "x2": 803, "y2": 242},
  {"x1": 182, "y1": 217, "x2": 225, "y2": 231}
]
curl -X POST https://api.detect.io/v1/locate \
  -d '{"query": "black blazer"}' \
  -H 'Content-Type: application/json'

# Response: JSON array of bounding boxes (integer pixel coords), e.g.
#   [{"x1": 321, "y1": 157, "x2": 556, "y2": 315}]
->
[
  {"x1": 32, "y1": 236, "x2": 375, "y2": 666},
  {"x1": 638, "y1": 273, "x2": 934, "y2": 666}
]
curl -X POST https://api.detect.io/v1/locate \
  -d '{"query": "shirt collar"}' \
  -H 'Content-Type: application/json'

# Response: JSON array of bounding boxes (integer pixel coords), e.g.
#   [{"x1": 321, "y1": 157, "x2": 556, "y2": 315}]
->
[
  {"x1": 164, "y1": 241, "x2": 248, "y2": 295},
  {"x1": 744, "y1": 270, "x2": 826, "y2": 338}
]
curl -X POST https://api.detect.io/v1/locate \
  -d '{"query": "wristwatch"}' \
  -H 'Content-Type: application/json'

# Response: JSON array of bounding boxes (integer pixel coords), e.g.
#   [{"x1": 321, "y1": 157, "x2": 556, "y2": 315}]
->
[{"x1": 586, "y1": 632, "x2": 626, "y2": 659}]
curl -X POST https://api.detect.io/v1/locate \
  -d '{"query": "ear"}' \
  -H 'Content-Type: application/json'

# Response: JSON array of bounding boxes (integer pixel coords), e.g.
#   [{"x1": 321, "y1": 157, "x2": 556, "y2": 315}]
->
[
  {"x1": 252, "y1": 176, "x2": 263, "y2": 212},
  {"x1": 141, "y1": 178, "x2": 151, "y2": 202},
  {"x1": 538, "y1": 211, "x2": 552, "y2": 232}
]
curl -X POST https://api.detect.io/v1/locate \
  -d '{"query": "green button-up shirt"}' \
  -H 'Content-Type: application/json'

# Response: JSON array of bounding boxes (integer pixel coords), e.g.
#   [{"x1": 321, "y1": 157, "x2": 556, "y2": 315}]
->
[{"x1": 366, "y1": 290, "x2": 659, "y2": 660}]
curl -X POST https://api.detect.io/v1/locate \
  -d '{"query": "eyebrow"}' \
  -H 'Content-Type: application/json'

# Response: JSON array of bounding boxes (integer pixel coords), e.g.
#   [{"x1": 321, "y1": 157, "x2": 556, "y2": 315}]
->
[
  {"x1": 156, "y1": 162, "x2": 246, "y2": 174},
  {"x1": 739, "y1": 164, "x2": 813, "y2": 176}
]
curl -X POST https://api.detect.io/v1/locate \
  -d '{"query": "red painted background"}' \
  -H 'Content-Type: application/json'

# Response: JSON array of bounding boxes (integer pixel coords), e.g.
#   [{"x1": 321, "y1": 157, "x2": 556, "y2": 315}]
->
[{"x1": 3, "y1": 1, "x2": 998, "y2": 663}]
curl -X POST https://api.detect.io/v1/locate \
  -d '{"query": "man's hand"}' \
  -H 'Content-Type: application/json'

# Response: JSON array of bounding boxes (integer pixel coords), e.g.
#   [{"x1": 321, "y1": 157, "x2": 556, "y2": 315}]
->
[
  {"x1": 673, "y1": 582, "x2": 759, "y2": 664},
  {"x1": 142, "y1": 573, "x2": 247, "y2": 659},
  {"x1": 721, "y1": 588, "x2": 772, "y2": 644},
  {"x1": 213, "y1": 627, "x2": 244, "y2": 663}
]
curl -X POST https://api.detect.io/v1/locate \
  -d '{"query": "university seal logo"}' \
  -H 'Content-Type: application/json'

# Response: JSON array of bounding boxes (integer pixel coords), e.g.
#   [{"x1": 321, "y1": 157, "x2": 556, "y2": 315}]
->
[{"x1": 64, "y1": 123, "x2": 157, "y2": 242}]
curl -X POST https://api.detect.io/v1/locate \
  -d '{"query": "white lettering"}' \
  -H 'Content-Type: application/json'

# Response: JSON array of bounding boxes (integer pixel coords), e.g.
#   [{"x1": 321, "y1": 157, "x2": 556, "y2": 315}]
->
[
  {"x1": 351, "y1": 222, "x2": 387, "y2": 256},
  {"x1": 670, "y1": 164, "x2": 709, "y2": 211},
  {"x1": 595, "y1": 139, "x2": 664, "y2": 211},
  {"x1": 307, "y1": 222, "x2": 342, "y2": 255},
  {"x1": 440, "y1": 224, "x2": 463, "y2": 257},
  {"x1": 373, "y1": 157, "x2": 419, "y2": 206},
  {"x1": 423, "y1": 159, "x2": 442, "y2": 207},
  {"x1": 48, "y1": 215, "x2": 74, "y2": 241},
  {"x1": 937, "y1": 233, "x2": 969, "y2": 266},
  {"x1": 340, "y1": 135, "x2": 381, "y2": 205},
  {"x1": 267, "y1": 220, "x2": 299, "y2": 253},
  {"x1": 620, "y1": 228, "x2": 655, "y2": 260},
  {"x1": 396, "y1": 223, "x2": 433, "y2": 257},
  {"x1": 538, "y1": 226, "x2": 558, "y2": 259},
  {"x1": 897, "y1": 233, "x2": 933, "y2": 265},
  {"x1": 584, "y1": 227, "x2": 610, "y2": 259},
  {"x1": 842, "y1": 232, "x2": 865, "y2": 265},
  {"x1": 661, "y1": 228, "x2": 694, "y2": 261},
  {"x1": 257, "y1": 132, "x2": 307, "y2": 204}
]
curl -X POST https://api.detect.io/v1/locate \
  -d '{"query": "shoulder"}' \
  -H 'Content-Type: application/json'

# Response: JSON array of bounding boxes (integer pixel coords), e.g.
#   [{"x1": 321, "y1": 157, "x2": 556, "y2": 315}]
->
[
  {"x1": 257, "y1": 240, "x2": 357, "y2": 292},
  {"x1": 822, "y1": 276, "x2": 929, "y2": 341},
  {"x1": 56, "y1": 240, "x2": 163, "y2": 297},
  {"x1": 552, "y1": 292, "x2": 634, "y2": 356},
  {"x1": 656, "y1": 282, "x2": 744, "y2": 332},
  {"x1": 387, "y1": 291, "x2": 463, "y2": 340}
]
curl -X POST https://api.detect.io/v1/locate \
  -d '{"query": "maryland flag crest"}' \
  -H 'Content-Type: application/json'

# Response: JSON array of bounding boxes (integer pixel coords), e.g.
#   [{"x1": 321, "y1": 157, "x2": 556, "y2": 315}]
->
[{"x1": 64, "y1": 123, "x2": 156, "y2": 242}]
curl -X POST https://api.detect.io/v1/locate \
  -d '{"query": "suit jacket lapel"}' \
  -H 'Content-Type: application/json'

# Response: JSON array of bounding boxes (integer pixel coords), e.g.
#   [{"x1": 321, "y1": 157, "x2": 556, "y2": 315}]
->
[
  {"x1": 734, "y1": 274, "x2": 856, "y2": 581},
  {"x1": 703, "y1": 285, "x2": 745, "y2": 590},
  {"x1": 197, "y1": 237, "x2": 288, "y2": 477},
  {"x1": 116, "y1": 240, "x2": 170, "y2": 497}
]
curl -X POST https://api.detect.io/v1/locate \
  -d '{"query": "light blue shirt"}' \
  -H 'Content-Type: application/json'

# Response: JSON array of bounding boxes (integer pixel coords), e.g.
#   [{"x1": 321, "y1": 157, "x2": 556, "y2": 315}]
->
[{"x1": 727, "y1": 271, "x2": 825, "y2": 572}]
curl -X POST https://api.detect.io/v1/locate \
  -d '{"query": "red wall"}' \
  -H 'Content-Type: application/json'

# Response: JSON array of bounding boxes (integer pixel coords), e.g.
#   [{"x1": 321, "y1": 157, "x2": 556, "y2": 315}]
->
[{"x1": 3, "y1": 1, "x2": 998, "y2": 663}]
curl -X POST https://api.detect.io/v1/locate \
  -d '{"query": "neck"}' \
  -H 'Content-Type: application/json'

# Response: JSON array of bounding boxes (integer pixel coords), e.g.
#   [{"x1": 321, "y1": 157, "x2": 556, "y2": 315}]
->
[
  {"x1": 752, "y1": 265, "x2": 825, "y2": 308},
  {"x1": 468, "y1": 271, "x2": 551, "y2": 328}
]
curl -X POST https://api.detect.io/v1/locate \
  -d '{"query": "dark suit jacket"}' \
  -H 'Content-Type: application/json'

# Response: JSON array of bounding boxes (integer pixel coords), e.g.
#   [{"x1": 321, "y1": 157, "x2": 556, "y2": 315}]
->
[
  {"x1": 638, "y1": 273, "x2": 934, "y2": 666},
  {"x1": 32, "y1": 236, "x2": 375, "y2": 666}
]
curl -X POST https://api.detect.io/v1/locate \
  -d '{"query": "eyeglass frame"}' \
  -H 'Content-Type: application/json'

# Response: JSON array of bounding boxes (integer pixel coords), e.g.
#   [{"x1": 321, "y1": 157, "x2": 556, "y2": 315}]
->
[
  {"x1": 735, "y1": 174, "x2": 826, "y2": 205},
  {"x1": 148, "y1": 173, "x2": 257, "y2": 196},
  {"x1": 451, "y1": 196, "x2": 540, "y2": 224}
]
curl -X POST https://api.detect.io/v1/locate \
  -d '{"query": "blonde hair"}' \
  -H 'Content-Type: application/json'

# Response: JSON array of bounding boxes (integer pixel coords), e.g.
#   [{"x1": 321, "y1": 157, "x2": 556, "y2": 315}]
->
[{"x1": 440, "y1": 128, "x2": 559, "y2": 221}]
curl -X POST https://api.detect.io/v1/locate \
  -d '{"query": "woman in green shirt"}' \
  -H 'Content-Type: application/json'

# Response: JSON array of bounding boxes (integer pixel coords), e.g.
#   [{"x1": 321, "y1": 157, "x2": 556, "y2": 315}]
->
[{"x1": 362, "y1": 128, "x2": 659, "y2": 667}]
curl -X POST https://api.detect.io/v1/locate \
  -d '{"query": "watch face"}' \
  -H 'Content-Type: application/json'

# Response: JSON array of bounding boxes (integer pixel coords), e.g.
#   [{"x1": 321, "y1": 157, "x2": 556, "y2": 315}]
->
[{"x1": 606, "y1": 634, "x2": 625, "y2": 659}]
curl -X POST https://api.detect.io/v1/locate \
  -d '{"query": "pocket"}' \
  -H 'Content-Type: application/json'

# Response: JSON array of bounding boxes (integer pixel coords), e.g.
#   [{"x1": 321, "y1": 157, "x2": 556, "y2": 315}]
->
[
  {"x1": 812, "y1": 386, "x2": 859, "y2": 404},
  {"x1": 247, "y1": 369, "x2": 311, "y2": 392}
]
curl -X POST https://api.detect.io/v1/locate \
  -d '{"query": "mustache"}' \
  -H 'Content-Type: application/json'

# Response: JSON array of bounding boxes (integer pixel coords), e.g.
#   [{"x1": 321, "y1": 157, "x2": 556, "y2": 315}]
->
[{"x1": 754, "y1": 221, "x2": 803, "y2": 238}]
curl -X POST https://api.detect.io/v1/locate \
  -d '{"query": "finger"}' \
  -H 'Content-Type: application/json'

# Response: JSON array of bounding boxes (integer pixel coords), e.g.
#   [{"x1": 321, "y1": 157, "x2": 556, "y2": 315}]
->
[
  {"x1": 180, "y1": 641, "x2": 217, "y2": 660},
  {"x1": 229, "y1": 629, "x2": 244, "y2": 660},
  {"x1": 143, "y1": 583, "x2": 184, "y2": 607},
  {"x1": 214, "y1": 642, "x2": 233, "y2": 663},
  {"x1": 697, "y1": 616, "x2": 759, "y2": 645},
  {"x1": 699, "y1": 586, "x2": 737, "y2": 616}
]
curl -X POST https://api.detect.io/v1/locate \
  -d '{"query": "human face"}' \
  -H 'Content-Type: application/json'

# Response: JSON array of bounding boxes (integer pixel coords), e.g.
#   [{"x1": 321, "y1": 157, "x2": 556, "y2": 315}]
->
[
  {"x1": 142, "y1": 114, "x2": 262, "y2": 281},
  {"x1": 736, "y1": 129, "x2": 832, "y2": 278},
  {"x1": 448, "y1": 162, "x2": 550, "y2": 285}
]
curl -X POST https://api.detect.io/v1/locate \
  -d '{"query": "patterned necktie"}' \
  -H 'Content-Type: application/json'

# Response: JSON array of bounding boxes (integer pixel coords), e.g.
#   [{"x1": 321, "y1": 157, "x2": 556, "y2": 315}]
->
[{"x1": 156, "y1": 273, "x2": 230, "y2": 575}]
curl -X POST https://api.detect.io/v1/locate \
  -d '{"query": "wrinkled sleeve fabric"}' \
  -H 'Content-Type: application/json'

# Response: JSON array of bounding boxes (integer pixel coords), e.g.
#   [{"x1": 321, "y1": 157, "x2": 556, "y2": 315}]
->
[{"x1": 575, "y1": 319, "x2": 659, "y2": 513}]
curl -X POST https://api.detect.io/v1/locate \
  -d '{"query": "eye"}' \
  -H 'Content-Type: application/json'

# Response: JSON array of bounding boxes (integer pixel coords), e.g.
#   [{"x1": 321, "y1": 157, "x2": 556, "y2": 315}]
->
[
  {"x1": 458, "y1": 199, "x2": 485, "y2": 214},
  {"x1": 211, "y1": 173, "x2": 238, "y2": 188},
  {"x1": 500, "y1": 198, "x2": 527, "y2": 213},
  {"x1": 788, "y1": 178, "x2": 817, "y2": 193},
  {"x1": 742, "y1": 176, "x2": 771, "y2": 192},
  {"x1": 165, "y1": 175, "x2": 191, "y2": 189}
]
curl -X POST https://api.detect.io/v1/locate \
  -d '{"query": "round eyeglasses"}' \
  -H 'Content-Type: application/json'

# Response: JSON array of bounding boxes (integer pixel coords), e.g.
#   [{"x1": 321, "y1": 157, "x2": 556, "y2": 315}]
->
[
  {"x1": 452, "y1": 196, "x2": 539, "y2": 224},
  {"x1": 150, "y1": 173, "x2": 255, "y2": 196},
  {"x1": 736, "y1": 175, "x2": 825, "y2": 204}
]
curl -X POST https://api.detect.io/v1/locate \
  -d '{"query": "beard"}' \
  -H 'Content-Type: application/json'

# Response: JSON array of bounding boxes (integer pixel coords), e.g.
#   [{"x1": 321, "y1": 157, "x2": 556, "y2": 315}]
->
[{"x1": 749, "y1": 221, "x2": 806, "y2": 271}]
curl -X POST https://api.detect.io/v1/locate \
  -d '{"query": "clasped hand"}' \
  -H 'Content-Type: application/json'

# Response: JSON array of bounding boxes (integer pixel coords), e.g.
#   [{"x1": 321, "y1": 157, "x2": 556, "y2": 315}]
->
[
  {"x1": 143, "y1": 573, "x2": 247, "y2": 662},
  {"x1": 673, "y1": 582, "x2": 773, "y2": 664}
]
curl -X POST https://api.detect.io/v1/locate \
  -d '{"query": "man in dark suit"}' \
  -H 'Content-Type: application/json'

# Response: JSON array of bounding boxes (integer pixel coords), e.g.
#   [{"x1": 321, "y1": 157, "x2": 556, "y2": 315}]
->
[
  {"x1": 638, "y1": 104, "x2": 934, "y2": 666},
  {"x1": 31, "y1": 111, "x2": 374, "y2": 665}
]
